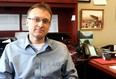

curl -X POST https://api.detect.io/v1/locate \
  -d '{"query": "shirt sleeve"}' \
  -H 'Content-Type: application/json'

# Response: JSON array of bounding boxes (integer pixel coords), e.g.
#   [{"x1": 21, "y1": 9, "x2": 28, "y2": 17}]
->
[
  {"x1": 0, "y1": 48, "x2": 13, "y2": 79},
  {"x1": 62, "y1": 47, "x2": 79, "y2": 79}
]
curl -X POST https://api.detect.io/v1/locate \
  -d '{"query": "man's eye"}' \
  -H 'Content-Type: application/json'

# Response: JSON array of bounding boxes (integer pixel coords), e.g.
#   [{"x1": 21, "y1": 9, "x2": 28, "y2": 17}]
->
[
  {"x1": 43, "y1": 19, "x2": 48, "y2": 23},
  {"x1": 35, "y1": 18, "x2": 40, "y2": 22}
]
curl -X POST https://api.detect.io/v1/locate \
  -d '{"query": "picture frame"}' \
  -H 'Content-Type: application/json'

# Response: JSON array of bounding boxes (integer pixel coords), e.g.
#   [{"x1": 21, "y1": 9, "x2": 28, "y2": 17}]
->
[
  {"x1": 80, "y1": 9, "x2": 104, "y2": 30},
  {"x1": 78, "y1": 0, "x2": 91, "y2": 3}
]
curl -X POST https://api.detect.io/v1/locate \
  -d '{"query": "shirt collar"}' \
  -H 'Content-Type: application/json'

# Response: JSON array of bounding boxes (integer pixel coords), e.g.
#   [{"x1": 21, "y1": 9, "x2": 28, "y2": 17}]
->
[
  {"x1": 23, "y1": 35, "x2": 53, "y2": 50},
  {"x1": 23, "y1": 35, "x2": 31, "y2": 49}
]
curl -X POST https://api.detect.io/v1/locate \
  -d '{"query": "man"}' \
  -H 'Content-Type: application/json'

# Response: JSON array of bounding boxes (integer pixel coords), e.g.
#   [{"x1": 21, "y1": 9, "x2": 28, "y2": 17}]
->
[{"x1": 0, "y1": 2, "x2": 78, "y2": 79}]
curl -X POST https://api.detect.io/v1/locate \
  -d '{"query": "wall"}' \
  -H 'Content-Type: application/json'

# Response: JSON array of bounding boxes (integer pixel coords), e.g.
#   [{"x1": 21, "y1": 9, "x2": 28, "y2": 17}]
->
[{"x1": 78, "y1": 0, "x2": 116, "y2": 47}]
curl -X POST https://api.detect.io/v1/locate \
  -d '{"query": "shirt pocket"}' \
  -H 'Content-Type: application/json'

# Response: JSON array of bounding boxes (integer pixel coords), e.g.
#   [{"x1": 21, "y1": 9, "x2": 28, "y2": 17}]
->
[{"x1": 41, "y1": 62, "x2": 63, "y2": 78}]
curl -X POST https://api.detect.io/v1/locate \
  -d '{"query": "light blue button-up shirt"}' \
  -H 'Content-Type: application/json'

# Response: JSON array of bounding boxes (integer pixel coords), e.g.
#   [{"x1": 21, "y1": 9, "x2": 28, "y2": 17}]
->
[{"x1": 0, "y1": 36, "x2": 78, "y2": 79}]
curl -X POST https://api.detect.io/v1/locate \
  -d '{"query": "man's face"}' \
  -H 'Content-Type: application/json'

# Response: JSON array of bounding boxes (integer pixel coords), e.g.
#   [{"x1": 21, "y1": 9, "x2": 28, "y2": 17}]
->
[{"x1": 26, "y1": 8, "x2": 51, "y2": 40}]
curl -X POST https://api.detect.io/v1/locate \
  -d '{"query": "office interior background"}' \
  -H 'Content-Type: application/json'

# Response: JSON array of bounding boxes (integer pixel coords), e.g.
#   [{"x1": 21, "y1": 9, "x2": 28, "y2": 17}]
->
[
  {"x1": 0, "y1": 0, "x2": 116, "y2": 79},
  {"x1": 78, "y1": 0, "x2": 116, "y2": 47}
]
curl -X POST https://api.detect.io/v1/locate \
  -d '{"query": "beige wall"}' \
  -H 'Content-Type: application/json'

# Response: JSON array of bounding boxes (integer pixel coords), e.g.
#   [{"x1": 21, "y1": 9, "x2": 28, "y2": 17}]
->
[{"x1": 78, "y1": 0, "x2": 116, "y2": 47}]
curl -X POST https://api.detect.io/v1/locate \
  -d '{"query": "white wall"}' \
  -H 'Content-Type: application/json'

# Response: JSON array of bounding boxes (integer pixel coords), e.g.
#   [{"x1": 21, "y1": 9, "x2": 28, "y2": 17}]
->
[{"x1": 78, "y1": 0, "x2": 116, "y2": 47}]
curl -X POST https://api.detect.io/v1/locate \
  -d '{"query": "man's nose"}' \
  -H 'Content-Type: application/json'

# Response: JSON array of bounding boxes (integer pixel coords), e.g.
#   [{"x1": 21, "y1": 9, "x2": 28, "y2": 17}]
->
[{"x1": 37, "y1": 21, "x2": 44, "y2": 28}]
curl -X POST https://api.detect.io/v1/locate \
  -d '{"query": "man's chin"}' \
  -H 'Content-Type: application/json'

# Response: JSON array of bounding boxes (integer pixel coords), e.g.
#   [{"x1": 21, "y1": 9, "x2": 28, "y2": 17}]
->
[{"x1": 35, "y1": 34, "x2": 44, "y2": 39}]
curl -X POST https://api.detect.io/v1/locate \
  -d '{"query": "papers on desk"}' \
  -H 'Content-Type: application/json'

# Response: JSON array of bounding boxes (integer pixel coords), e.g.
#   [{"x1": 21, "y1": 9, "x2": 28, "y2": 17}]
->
[
  {"x1": 2, "y1": 39, "x2": 11, "y2": 43},
  {"x1": 109, "y1": 66, "x2": 116, "y2": 69},
  {"x1": 114, "y1": 45, "x2": 116, "y2": 50}
]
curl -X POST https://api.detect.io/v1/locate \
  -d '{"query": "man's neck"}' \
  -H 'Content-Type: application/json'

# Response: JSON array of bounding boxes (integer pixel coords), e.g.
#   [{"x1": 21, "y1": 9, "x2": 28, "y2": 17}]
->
[{"x1": 29, "y1": 36, "x2": 45, "y2": 44}]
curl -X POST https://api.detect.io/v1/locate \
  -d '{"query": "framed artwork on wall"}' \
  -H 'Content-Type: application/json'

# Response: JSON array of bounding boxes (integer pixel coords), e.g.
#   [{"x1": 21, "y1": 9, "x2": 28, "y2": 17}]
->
[
  {"x1": 80, "y1": 9, "x2": 104, "y2": 30},
  {"x1": 78, "y1": 0, "x2": 91, "y2": 3}
]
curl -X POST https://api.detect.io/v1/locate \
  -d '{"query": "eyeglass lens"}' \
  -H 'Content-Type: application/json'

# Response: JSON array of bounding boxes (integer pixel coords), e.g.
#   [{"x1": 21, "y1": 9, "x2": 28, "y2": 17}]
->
[
  {"x1": 35, "y1": 18, "x2": 49, "y2": 24},
  {"x1": 28, "y1": 17, "x2": 50, "y2": 24}
]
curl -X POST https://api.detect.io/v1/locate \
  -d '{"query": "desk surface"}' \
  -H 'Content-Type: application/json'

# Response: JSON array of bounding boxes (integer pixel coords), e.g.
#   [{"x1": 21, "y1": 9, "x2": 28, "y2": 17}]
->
[{"x1": 88, "y1": 58, "x2": 116, "y2": 78}]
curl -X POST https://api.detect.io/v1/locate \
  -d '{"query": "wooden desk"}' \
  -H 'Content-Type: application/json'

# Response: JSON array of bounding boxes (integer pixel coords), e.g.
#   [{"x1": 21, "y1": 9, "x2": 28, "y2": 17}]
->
[{"x1": 88, "y1": 58, "x2": 116, "y2": 78}]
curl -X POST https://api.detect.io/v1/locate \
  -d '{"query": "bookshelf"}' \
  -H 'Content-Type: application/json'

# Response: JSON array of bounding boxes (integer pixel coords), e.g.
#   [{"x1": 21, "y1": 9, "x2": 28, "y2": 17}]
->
[{"x1": 0, "y1": 0, "x2": 78, "y2": 44}]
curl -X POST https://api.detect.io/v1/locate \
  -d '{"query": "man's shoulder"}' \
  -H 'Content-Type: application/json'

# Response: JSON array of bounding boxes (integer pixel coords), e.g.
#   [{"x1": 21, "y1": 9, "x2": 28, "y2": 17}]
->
[
  {"x1": 6, "y1": 38, "x2": 26, "y2": 47},
  {"x1": 48, "y1": 39, "x2": 67, "y2": 47}
]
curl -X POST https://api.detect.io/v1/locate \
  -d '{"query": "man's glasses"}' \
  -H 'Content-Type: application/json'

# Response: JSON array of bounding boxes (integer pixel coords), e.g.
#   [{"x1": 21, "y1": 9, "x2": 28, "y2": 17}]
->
[{"x1": 28, "y1": 17, "x2": 50, "y2": 24}]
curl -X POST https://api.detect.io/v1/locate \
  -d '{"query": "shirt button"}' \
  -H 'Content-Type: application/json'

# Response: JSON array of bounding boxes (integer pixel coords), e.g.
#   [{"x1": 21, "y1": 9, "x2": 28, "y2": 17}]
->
[
  {"x1": 34, "y1": 62, "x2": 40, "y2": 69},
  {"x1": 36, "y1": 66, "x2": 39, "y2": 69}
]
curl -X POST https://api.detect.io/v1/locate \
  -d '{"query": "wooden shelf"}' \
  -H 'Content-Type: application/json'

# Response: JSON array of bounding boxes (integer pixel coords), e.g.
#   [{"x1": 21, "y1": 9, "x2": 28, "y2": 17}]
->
[{"x1": 0, "y1": 0, "x2": 78, "y2": 44}]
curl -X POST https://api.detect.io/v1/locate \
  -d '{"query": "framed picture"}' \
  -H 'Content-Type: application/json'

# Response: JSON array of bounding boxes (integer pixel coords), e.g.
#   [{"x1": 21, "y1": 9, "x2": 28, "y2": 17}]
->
[
  {"x1": 80, "y1": 9, "x2": 104, "y2": 30},
  {"x1": 78, "y1": 0, "x2": 91, "y2": 3}
]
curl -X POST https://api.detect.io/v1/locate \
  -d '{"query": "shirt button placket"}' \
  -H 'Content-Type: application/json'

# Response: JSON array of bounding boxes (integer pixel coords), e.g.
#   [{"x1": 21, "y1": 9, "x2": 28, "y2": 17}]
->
[{"x1": 34, "y1": 57, "x2": 42, "y2": 79}]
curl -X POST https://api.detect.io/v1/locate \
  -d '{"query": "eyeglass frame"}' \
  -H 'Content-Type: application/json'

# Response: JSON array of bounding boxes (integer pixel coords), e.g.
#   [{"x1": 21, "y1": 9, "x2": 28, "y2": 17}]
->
[{"x1": 27, "y1": 17, "x2": 51, "y2": 24}]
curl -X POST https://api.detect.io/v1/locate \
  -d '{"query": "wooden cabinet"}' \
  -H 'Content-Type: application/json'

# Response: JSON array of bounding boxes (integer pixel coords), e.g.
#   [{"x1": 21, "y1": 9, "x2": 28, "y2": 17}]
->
[
  {"x1": 1, "y1": 0, "x2": 77, "y2": 3},
  {"x1": 0, "y1": 0, "x2": 78, "y2": 44}
]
